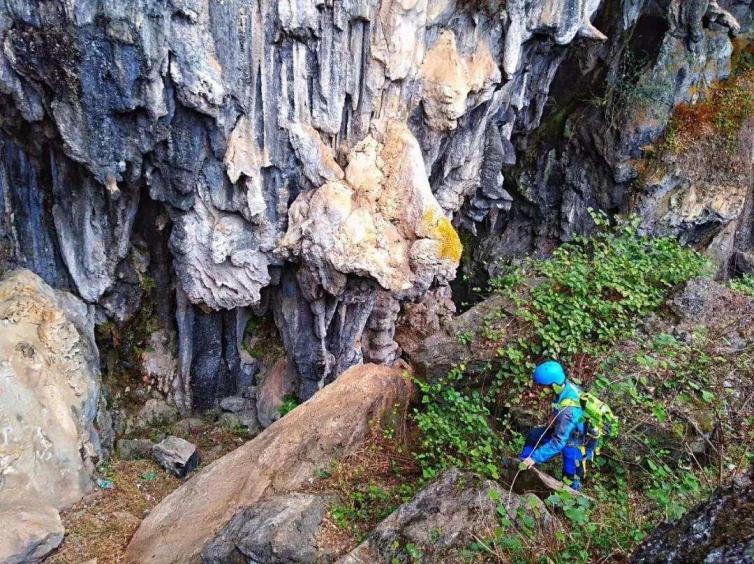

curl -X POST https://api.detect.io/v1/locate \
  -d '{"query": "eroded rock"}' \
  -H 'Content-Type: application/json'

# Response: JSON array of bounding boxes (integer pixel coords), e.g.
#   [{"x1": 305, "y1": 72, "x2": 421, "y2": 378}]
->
[
  {"x1": 631, "y1": 469, "x2": 754, "y2": 563},
  {"x1": 152, "y1": 436, "x2": 200, "y2": 478},
  {"x1": 202, "y1": 493, "x2": 336, "y2": 563}
]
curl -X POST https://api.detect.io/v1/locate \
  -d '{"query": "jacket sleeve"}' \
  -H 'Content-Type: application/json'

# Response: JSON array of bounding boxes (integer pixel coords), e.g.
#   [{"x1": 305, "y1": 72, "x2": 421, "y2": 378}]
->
[{"x1": 530, "y1": 407, "x2": 577, "y2": 464}]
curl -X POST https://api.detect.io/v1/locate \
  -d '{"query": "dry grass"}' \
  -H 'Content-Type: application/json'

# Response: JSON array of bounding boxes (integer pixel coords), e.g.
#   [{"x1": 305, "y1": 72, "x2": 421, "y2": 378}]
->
[
  {"x1": 47, "y1": 422, "x2": 250, "y2": 563},
  {"x1": 304, "y1": 423, "x2": 422, "y2": 554}
]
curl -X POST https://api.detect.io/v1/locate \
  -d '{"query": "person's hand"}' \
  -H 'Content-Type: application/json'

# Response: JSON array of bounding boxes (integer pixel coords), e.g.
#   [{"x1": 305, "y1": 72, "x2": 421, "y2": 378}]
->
[{"x1": 518, "y1": 457, "x2": 535, "y2": 471}]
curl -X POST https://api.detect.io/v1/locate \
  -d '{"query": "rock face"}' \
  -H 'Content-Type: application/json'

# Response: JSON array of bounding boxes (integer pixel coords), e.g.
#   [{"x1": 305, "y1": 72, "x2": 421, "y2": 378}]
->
[
  {"x1": 0, "y1": 270, "x2": 106, "y2": 562},
  {"x1": 126, "y1": 363, "x2": 415, "y2": 563},
  {"x1": 476, "y1": 0, "x2": 750, "y2": 276},
  {"x1": 631, "y1": 470, "x2": 754, "y2": 563},
  {"x1": 341, "y1": 468, "x2": 558, "y2": 563},
  {"x1": 0, "y1": 0, "x2": 620, "y2": 410},
  {"x1": 202, "y1": 493, "x2": 336, "y2": 564}
]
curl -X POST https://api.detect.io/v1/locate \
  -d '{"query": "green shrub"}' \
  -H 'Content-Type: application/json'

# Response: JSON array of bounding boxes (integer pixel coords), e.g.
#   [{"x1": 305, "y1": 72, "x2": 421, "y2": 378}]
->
[
  {"x1": 413, "y1": 365, "x2": 503, "y2": 480},
  {"x1": 279, "y1": 394, "x2": 299, "y2": 417},
  {"x1": 522, "y1": 212, "x2": 707, "y2": 359},
  {"x1": 730, "y1": 273, "x2": 754, "y2": 298}
]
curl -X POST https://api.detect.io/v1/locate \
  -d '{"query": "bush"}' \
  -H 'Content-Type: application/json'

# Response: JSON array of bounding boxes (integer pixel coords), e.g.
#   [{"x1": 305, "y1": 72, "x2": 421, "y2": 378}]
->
[
  {"x1": 521, "y1": 212, "x2": 707, "y2": 359},
  {"x1": 413, "y1": 365, "x2": 503, "y2": 480},
  {"x1": 413, "y1": 212, "x2": 707, "y2": 481}
]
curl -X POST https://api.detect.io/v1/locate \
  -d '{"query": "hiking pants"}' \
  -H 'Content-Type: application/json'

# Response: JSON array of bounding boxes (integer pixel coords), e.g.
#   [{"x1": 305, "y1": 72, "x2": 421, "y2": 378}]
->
[{"x1": 520, "y1": 426, "x2": 584, "y2": 489}]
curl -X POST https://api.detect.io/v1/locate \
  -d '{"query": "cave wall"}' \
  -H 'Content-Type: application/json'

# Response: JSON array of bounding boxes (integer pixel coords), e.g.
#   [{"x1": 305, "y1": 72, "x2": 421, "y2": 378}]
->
[{"x1": 0, "y1": 0, "x2": 748, "y2": 411}]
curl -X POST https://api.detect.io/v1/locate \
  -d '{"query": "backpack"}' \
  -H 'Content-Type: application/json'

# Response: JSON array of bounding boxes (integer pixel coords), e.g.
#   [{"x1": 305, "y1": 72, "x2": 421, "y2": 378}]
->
[{"x1": 580, "y1": 391, "x2": 619, "y2": 441}]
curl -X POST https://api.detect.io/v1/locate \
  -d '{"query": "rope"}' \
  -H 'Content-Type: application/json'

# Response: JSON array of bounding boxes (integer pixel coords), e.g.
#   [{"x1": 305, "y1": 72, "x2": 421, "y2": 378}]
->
[{"x1": 506, "y1": 406, "x2": 567, "y2": 510}]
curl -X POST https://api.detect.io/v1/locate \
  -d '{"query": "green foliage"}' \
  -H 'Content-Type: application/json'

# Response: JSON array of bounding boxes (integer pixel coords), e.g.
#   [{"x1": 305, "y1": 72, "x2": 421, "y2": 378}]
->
[
  {"x1": 730, "y1": 273, "x2": 754, "y2": 298},
  {"x1": 331, "y1": 483, "x2": 415, "y2": 541},
  {"x1": 279, "y1": 394, "x2": 299, "y2": 417},
  {"x1": 487, "y1": 212, "x2": 706, "y2": 404},
  {"x1": 413, "y1": 366, "x2": 503, "y2": 481},
  {"x1": 522, "y1": 212, "x2": 706, "y2": 359},
  {"x1": 413, "y1": 213, "x2": 706, "y2": 485}
]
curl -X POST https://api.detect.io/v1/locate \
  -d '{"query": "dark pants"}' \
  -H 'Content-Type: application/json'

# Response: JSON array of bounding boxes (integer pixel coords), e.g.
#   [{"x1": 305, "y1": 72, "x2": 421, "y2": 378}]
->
[{"x1": 520, "y1": 426, "x2": 584, "y2": 489}]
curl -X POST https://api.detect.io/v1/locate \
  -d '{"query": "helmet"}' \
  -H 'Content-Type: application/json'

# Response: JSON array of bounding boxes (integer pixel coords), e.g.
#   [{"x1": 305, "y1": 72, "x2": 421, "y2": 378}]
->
[{"x1": 533, "y1": 361, "x2": 566, "y2": 386}]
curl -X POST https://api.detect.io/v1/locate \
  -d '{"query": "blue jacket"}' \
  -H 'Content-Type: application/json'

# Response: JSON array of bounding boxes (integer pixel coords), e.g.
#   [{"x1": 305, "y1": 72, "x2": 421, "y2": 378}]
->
[{"x1": 530, "y1": 381, "x2": 585, "y2": 464}]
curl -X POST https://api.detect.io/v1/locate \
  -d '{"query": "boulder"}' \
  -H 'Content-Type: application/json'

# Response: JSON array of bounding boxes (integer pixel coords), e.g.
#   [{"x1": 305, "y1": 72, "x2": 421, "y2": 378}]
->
[
  {"x1": 0, "y1": 504, "x2": 64, "y2": 564},
  {"x1": 218, "y1": 411, "x2": 261, "y2": 436},
  {"x1": 220, "y1": 395, "x2": 254, "y2": 413},
  {"x1": 133, "y1": 398, "x2": 180, "y2": 430},
  {"x1": 0, "y1": 270, "x2": 106, "y2": 563},
  {"x1": 126, "y1": 364, "x2": 415, "y2": 563},
  {"x1": 116, "y1": 438, "x2": 155, "y2": 461},
  {"x1": 397, "y1": 292, "x2": 516, "y2": 379},
  {"x1": 631, "y1": 470, "x2": 754, "y2": 563},
  {"x1": 152, "y1": 436, "x2": 200, "y2": 478},
  {"x1": 202, "y1": 493, "x2": 335, "y2": 563},
  {"x1": 341, "y1": 468, "x2": 558, "y2": 563},
  {"x1": 255, "y1": 358, "x2": 297, "y2": 428}
]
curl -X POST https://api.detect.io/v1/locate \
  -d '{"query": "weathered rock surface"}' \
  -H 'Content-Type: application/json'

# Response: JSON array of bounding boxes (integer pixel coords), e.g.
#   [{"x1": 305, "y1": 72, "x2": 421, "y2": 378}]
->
[
  {"x1": 397, "y1": 291, "x2": 516, "y2": 379},
  {"x1": 0, "y1": 0, "x2": 617, "y2": 409},
  {"x1": 133, "y1": 398, "x2": 180, "y2": 430},
  {"x1": 341, "y1": 468, "x2": 558, "y2": 563},
  {"x1": 116, "y1": 438, "x2": 155, "y2": 461},
  {"x1": 476, "y1": 0, "x2": 751, "y2": 277},
  {"x1": 126, "y1": 363, "x2": 415, "y2": 563},
  {"x1": 202, "y1": 493, "x2": 336, "y2": 564},
  {"x1": 255, "y1": 358, "x2": 297, "y2": 428},
  {"x1": 152, "y1": 436, "x2": 200, "y2": 478},
  {"x1": 631, "y1": 469, "x2": 754, "y2": 563},
  {"x1": 0, "y1": 269, "x2": 106, "y2": 562}
]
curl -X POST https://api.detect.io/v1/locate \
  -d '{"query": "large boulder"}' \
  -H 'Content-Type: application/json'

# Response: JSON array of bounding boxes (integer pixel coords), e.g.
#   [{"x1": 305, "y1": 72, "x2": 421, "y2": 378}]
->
[
  {"x1": 126, "y1": 363, "x2": 415, "y2": 563},
  {"x1": 631, "y1": 470, "x2": 754, "y2": 563},
  {"x1": 341, "y1": 468, "x2": 558, "y2": 563},
  {"x1": 0, "y1": 270, "x2": 107, "y2": 562}
]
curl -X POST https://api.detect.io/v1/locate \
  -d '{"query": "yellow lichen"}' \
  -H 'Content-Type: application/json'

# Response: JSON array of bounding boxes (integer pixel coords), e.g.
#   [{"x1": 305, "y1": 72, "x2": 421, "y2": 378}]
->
[
  {"x1": 436, "y1": 216, "x2": 463, "y2": 262},
  {"x1": 421, "y1": 209, "x2": 463, "y2": 263}
]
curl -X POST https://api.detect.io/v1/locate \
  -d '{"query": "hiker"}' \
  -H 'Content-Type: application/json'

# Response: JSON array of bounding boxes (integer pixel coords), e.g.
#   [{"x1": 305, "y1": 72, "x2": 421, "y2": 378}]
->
[{"x1": 518, "y1": 360, "x2": 586, "y2": 490}]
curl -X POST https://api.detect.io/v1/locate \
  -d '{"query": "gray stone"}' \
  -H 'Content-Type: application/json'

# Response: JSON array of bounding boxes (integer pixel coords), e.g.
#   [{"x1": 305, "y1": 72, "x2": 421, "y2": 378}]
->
[
  {"x1": 341, "y1": 468, "x2": 558, "y2": 563},
  {"x1": 134, "y1": 398, "x2": 180, "y2": 430},
  {"x1": 220, "y1": 396, "x2": 254, "y2": 413},
  {"x1": 202, "y1": 493, "x2": 335, "y2": 563},
  {"x1": 172, "y1": 417, "x2": 207, "y2": 436},
  {"x1": 631, "y1": 470, "x2": 754, "y2": 563},
  {"x1": 218, "y1": 410, "x2": 261, "y2": 435},
  {"x1": 152, "y1": 436, "x2": 200, "y2": 478},
  {"x1": 116, "y1": 438, "x2": 155, "y2": 461}
]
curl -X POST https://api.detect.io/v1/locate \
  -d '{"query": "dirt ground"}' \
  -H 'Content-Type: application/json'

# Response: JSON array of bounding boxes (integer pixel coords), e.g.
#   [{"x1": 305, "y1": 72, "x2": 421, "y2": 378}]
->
[{"x1": 46, "y1": 424, "x2": 250, "y2": 563}]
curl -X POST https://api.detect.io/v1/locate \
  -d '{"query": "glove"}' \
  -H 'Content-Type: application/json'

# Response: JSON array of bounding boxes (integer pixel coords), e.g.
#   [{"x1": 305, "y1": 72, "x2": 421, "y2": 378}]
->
[{"x1": 519, "y1": 457, "x2": 535, "y2": 471}]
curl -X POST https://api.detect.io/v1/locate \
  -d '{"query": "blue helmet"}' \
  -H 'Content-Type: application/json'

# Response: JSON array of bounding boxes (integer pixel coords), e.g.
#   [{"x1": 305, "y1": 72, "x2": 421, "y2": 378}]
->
[{"x1": 533, "y1": 361, "x2": 566, "y2": 386}]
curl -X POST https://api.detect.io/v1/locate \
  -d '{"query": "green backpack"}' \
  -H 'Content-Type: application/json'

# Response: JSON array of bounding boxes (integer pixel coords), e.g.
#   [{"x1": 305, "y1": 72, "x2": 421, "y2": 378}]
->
[{"x1": 580, "y1": 391, "x2": 619, "y2": 442}]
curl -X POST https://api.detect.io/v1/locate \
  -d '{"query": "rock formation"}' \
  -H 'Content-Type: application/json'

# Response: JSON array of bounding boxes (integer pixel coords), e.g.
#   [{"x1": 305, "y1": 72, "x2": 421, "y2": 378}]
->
[
  {"x1": 0, "y1": 0, "x2": 618, "y2": 410},
  {"x1": 125, "y1": 363, "x2": 415, "y2": 563},
  {"x1": 631, "y1": 469, "x2": 754, "y2": 563},
  {"x1": 0, "y1": 270, "x2": 107, "y2": 563}
]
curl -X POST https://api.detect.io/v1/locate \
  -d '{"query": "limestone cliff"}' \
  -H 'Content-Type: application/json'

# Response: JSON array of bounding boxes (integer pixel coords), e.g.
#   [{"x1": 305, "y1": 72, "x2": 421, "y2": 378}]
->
[{"x1": 0, "y1": 0, "x2": 749, "y2": 413}]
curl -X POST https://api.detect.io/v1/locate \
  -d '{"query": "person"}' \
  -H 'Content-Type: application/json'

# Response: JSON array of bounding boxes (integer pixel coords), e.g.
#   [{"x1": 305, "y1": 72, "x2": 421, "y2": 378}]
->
[{"x1": 518, "y1": 360, "x2": 586, "y2": 490}]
